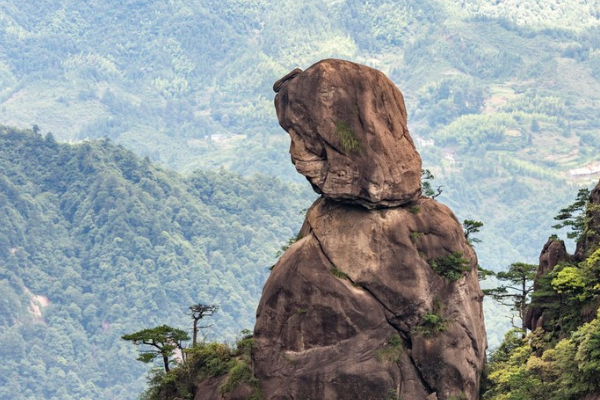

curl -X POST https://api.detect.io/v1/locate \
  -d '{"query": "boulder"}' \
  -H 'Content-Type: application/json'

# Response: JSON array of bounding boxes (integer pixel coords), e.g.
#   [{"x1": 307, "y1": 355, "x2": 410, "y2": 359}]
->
[
  {"x1": 253, "y1": 197, "x2": 486, "y2": 400},
  {"x1": 274, "y1": 59, "x2": 422, "y2": 208}
]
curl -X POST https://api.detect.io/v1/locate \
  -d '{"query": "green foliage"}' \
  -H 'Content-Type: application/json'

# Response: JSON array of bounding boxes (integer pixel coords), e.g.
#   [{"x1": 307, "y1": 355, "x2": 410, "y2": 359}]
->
[
  {"x1": 486, "y1": 191, "x2": 600, "y2": 399},
  {"x1": 477, "y1": 265, "x2": 495, "y2": 281},
  {"x1": 415, "y1": 311, "x2": 448, "y2": 336},
  {"x1": 484, "y1": 262, "x2": 537, "y2": 333},
  {"x1": 3, "y1": 1, "x2": 600, "y2": 397},
  {"x1": 409, "y1": 231, "x2": 425, "y2": 243},
  {"x1": 122, "y1": 325, "x2": 190, "y2": 372},
  {"x1": 552, "y1": 188, "x2": 590, "y2": 241},
  {"x1": 386, "y1": 388, "x2": 399, "y2": 400},
  {"x1": 334, "y1": 121, "x2": 362, "y2": 154},
  {"x1": 551, "y1": 266, "x2": 588, "y2": 301},
  {"x1": 330, "y1": 265, "x2": 351, "y2": 281},
  {"x1": 140, "y1": 331, "x2": 262, "y2": 400},
  {"x1": 485, "y1": 313, "x2": 600, "y2": 400},
  {"x1": 421, "y1": 169, "x2": 436, "y2": 197},
  {"x1": 376, "y1": 334, "x2": 404, "y2": 362},
  {"x1": 219, "y1": 360, "x2": 260, "y2": 397},
  {"x1": 275, "y1": 233, "x2": 303, "y2": 258},
  {"x1": 428, "y1": 251, "x2": 471, "y2": 281},
  {"x1": 463, "y1": 219, "x2": 484, "y2": 245},
  {"x1": 0, "y1": 126, "x2": 309, "y2": 400}
]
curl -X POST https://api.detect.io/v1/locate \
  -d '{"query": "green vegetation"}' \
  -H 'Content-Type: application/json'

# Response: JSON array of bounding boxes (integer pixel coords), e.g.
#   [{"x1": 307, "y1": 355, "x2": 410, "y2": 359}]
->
[
  {"x1": 484, "y1": 189, "x2": 600, "y2": 399},
  {"x1": 409, "y1": 205, "x2": 421, "y2": 214},
  {"x1": 0, "y1": 126, "x2": 311, "y2": 400},
  {"x1": 2, "y1": 0, "x2": 600, "y2": 395},
  {"x1": 463, "y1": 219, "x2": 484, "y2": 245},
  {"x1": 552, "y1": 188, "x2": 591, "y2": 241},
  {"x1": 122, "y1": 325, "x2": 189, "y2": 373},
  {"x1": 409, "y1": 231, "x2": 425, "y2": 243},
  {"x1": 483, "y1": 315, "x2": 600, "y2": 400},
  {"x1": 484, "y1": 262, "x2": 537, "y2": 336},
  {"x1": 189, "y1": 304, "x2": 219, "y2": 347},
  {"x1": 421, "y1": 169, "x2": 436, "y2": 197},
  {"x1": 428, "y1": 251, "x2": 471, "y2": 281},
  {"x1": 275, "y1": 232, "x2": 304, "y2": 258},
  {"x1": 330, "y1": 265, "x2": 351, "y2": 281},
  {"x1": 376, "y1": 335, "x2": 404, "y2": 363},
  {"x1": 415, "y1": 311, "x2": 448, "y2": 337},
  {"x1": 334, "y1": 121, "x2": 362, "y2": 154},
  {"x1": 386, "y1": 388, "x2": 399, "y2": 400},
  {"x1": 139, "y1": 331, "x2": 262, "y2": 400}
]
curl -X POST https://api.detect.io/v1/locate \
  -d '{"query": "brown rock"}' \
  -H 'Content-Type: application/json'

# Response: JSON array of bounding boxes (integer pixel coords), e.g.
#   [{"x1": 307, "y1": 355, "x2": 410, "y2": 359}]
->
[
  {"x1": 253, "y1": 197, "x2": 486, "y2": 400},
  {"x1": 194, "y1": 376, "x2": 253, "y2": 400},
  {"x1": 274, "y1": 59, "x2": 422, "y2": 208},
  {"x1": 525, "y1": 238, "x2": 568, "y2": 331}
]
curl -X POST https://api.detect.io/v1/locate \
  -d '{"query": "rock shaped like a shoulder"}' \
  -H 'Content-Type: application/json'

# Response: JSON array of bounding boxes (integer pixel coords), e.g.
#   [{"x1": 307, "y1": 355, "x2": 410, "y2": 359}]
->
[
  {"x1": 274, "y1": 59, "x2": 422, "y2": 208},
  {"x1": 254, "y1": 198, "x2": 486, "y2": 399}
]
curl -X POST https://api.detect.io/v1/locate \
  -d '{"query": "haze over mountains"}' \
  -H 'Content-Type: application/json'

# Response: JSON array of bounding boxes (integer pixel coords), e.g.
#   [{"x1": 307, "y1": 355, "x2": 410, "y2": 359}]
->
[{"x1": 1, "y1": 0, "x2": 600, "y2": 399}]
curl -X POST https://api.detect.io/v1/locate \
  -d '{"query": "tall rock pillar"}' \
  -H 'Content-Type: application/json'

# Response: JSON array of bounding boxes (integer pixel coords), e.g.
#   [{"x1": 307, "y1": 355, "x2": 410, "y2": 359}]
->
[{"x1": 254, "y1": 59, "x2": 487, "y2": 400}]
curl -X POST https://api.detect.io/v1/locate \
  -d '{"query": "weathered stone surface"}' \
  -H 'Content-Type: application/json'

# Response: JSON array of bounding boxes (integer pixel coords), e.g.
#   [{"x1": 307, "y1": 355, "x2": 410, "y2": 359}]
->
[
  {"x1": 274, "y1": 59, "x2": 422, "y2": 208},
  {"x1": 193, "y1": 377, "x2": 253, "y2": 400},
  {"x1": 525, "y1": 238, "x2": 568, "y2": 332},
  {"x1": 253, "y1": 197, "x2": 486, "y2": 400}
]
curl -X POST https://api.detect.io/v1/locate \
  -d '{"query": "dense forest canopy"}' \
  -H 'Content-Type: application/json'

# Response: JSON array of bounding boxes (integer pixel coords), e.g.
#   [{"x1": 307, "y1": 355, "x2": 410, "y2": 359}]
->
[{"x1": 0, "y1": 126, "x2": 312, "y2": 400}]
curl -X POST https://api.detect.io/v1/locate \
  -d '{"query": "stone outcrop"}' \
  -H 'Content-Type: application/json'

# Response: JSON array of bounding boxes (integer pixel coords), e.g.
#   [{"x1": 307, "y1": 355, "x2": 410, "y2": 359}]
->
[
  {"x1": 254, "y1": 198, "x2": 486, "y2": 400},
  {"x1": 524, "y1": 238, "x2": 569, "y2": 331},
  {"x1": 250, "y1": 60, "x2": 487, "y2": 400},
  {"x1": 274, "y1": 59, "x2": 422, "y2": 209}
]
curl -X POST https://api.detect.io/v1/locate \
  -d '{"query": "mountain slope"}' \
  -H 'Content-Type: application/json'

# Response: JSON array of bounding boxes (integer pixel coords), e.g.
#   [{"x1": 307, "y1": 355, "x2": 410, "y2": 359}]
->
[{"x1": 0, "y1": 126, "x2": 312, "y2": 400}]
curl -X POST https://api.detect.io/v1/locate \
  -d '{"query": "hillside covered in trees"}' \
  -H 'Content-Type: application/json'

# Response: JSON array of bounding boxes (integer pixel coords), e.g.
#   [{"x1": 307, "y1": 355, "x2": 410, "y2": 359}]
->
[
  {"x1": 483, "y1": 181, "x2": 600, "y2": 400},
  {"x1": 0, "y1": 126, "x2": 312, "y2": 400},
  {"x1": 2, "y1": 0, "x2": 599, "y2": 272}
]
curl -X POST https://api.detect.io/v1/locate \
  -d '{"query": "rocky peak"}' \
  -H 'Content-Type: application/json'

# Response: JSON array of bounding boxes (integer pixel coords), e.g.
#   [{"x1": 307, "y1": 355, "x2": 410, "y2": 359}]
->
[
  {"x1": 274, "y1": 59, "x2": 422, "y2": 209},
  {"x1": 250, "y1": 60, "x2": 487, "y2": 400},
  {"x1": 525, "y1": 237, "x2": 569, "y2": 331}
]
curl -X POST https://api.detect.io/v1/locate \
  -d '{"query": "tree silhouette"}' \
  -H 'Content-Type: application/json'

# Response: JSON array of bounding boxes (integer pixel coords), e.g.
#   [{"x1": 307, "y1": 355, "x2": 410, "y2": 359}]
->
[
  {"x1": 484, "y1": 262, "x2": 537, "y2": 337},
  {"x1": 189, "y1": 303, "x2": 219, "y2": 346},
  {"x1": 122, "y1": 325, "x2": 189, "y2": 372}
]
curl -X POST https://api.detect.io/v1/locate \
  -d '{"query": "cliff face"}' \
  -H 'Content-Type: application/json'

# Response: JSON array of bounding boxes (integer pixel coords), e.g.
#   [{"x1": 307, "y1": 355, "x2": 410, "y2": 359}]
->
[{"x1": 252, "y1": 59, "x2": 487, "y2": 400}]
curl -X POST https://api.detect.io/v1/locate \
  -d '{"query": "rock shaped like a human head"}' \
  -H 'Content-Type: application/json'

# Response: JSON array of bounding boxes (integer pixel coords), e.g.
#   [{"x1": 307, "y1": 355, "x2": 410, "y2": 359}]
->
[{"x1": 274, "y1": 59, "x2": 422, "y2": 208}]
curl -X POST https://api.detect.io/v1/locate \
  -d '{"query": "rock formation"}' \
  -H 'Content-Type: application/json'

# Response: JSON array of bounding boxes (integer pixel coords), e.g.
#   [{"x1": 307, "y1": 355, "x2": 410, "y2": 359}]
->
[
  {"x1": 526, "y1": 179, "x2": 600, "y2": 332},
  {"x1": 524, "y1": 238, "x2": 569, "y2": 331},
  {"x1": 252, "y1": 59, "x2": 487, "y2": 400},
  {"x1": 273, "y1": 59, "x2": 422, "y2": 209}
]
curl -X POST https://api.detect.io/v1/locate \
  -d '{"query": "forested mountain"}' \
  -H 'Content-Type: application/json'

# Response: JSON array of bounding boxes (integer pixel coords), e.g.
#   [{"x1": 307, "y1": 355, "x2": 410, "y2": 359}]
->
[
  {"x1": 0, "y1": 126, "x2": 312, "y2": 400},
  {"x1": 1, "y1": 0, "x2": 599, "y2": 271}
]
